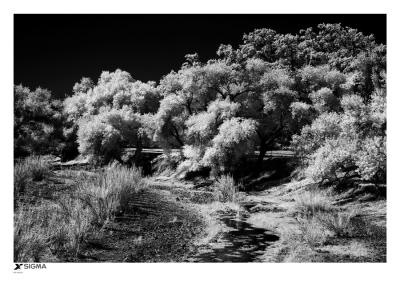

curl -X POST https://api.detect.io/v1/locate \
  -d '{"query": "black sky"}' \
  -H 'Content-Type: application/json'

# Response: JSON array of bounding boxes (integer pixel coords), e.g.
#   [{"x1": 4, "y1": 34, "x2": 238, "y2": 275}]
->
[{"x1": 14, "y1": 14, "x2": 386, "y2": 99}]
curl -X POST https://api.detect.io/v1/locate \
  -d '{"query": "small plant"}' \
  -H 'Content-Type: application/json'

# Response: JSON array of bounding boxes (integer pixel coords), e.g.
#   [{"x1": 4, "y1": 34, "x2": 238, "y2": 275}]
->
[
  {"x1": 293, "y1": 190, "x2": 335, "y2": 217},
  {"x1": 212, "y1": 175, "x2": 238, "y2": 203}
]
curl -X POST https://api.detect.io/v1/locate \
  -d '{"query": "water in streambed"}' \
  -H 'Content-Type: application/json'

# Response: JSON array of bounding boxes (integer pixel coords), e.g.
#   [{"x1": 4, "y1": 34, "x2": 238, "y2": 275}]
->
[{"x1": 188, "y1": 204, "x2": 279, "y2": 262}]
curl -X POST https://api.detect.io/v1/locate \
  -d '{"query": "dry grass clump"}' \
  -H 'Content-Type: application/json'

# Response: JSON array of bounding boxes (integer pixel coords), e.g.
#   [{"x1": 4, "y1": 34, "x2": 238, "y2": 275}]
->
[
  {"x1": 14, "y1": 156, "x2": 51, "y2": 195},
  {"x1": 14, "y1": 198, "x2": 93, "y2": 262},
  {"x1": 14, "y1": 204, "x2": 52, "y2": 262},
  {"x1": 77, "y1": 165, "x2": 145, "y2": 226},
  {"x1": 293, "y1": 190, "x2": 336, "y2": 217},
  {"x1": 296, "y1": 217, "x2": 332, "y2": 248},
  {"x1": 280, "y1": 189, "x2": 380, "y2": 262},
  {"x1": 316, "y1": 209, "x2": 361, "y2": 237},
  {"x1": 14, "y1": 164, "x2": 146, "y2": 262}
]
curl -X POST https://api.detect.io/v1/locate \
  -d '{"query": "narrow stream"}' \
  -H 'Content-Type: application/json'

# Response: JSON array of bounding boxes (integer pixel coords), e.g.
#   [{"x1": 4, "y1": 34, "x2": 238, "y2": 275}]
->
[{"x1": 188, "y1": 204, "x2": 279, "y2": 262}]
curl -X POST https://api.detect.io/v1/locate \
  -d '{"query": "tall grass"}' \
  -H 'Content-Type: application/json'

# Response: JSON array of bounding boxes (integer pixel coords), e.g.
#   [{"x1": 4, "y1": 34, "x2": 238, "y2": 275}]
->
[
  {"x1": 77, "y1": 165, "x2": 144, "y2": 226},
  {"x1": 293, "y1": 190, "x2": 336, "y2": 217},
  {"x1": 14, "y1": 204, "x2": 52, "y2": 262},
  {"x1": 14, "y1": 164, "x2": 146, "y2": 262},
  {"x1": 212, "y1": 175, "x2": 239, "y2": 203},
  {"x1": 282, "y1": 190, "x2": 372, "y2": 261},
  {"x1": 14, "y1": 198, "x2": 93, "y2": 262},
  {"x1": 14, "y1": 156, "x2": 51, "y2": 195},
  {"x1": 316, "y1": 209, "x2": 361, "y2": 237}
]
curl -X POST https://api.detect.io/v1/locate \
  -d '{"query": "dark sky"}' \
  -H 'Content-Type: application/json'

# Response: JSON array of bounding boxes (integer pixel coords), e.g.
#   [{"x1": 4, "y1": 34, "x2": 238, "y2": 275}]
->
[{"x1": 14, "y1": 14, "x2": 386, "y2": 99}]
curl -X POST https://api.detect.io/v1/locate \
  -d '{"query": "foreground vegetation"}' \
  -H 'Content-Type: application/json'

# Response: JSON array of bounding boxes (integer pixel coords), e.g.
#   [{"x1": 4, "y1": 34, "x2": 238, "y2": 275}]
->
[
  {"x1": 246, "y1": 179, "x2": 386, "y2": 262},
  {"x1": 14, "y1": 157, "x2": 148, "y2": 262}
]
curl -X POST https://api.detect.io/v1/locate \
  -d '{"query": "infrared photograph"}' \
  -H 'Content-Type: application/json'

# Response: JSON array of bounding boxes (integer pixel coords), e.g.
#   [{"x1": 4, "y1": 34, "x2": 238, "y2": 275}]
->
[{"x1": 13, "y1": 13, "x2": 386, "y2": 264}]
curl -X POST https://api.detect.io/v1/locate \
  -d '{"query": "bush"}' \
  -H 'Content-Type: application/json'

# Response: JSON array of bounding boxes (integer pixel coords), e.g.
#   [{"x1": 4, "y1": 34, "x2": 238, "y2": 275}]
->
[
  {"x1": 212, "y1": 175, "x2": 239, "y2": 203},
  {"x1": 292, "y1": 90, "x2": 386, "y2": 185},
  {"x1": 14, "y1": 156, "x2": 51, "y2": 195},
  {"x1": 77, "y1": 165, "x2": 144, "y2": 226}
]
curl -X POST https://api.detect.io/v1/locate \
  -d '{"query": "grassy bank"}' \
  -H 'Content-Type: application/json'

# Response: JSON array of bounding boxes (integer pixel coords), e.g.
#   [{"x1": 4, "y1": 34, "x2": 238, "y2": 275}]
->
[
  {"x1": 14, "y1": 157, "x2": 147, "y2": 262},
  {"x1": 245, "y1": 179, "x2": 386, "y2": 262}
]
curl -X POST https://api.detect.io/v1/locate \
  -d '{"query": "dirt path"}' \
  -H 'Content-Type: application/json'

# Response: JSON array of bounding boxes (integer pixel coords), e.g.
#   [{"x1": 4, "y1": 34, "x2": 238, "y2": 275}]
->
[{"x1": 80, "y1": 187, "x2": 205, "y2": 262}]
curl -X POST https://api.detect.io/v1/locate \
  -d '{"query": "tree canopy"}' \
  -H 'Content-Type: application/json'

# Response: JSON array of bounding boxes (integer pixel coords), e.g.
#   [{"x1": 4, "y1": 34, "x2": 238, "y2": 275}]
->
[{"x1": 15, "y1": 23, "x2": 386, "y2": 183}]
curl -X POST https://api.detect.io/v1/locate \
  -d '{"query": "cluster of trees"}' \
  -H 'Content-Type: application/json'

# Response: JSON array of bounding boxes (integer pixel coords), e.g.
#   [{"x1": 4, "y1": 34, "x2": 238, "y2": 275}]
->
[
  {"x1": 63, "y1": 70, "x2": 160, "y2": 163},
  {"x1": 14, "y1": 23, "x2": 386, "y2": 183},
  {"x1": 14, "y1": 85, "x2": 64, "y2": 157}
]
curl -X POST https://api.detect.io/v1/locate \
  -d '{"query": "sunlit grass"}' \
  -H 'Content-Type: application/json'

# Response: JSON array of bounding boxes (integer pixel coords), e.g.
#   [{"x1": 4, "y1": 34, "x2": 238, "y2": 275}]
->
[{"x1": 14, "y1": 156, "x2": 51, "y2": 195}]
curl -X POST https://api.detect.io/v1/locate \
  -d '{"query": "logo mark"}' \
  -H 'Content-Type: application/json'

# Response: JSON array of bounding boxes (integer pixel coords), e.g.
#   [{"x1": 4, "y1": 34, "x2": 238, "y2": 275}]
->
[{"x1": 14, "y1": 264, "x2": 23, "y2": 270}]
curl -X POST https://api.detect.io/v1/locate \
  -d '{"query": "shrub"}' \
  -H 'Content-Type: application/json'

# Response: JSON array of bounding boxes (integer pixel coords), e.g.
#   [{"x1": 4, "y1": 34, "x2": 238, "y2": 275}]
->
[
  {"x1": 355, "y1": 136, "x2": 386, "y2": 182},
  {"x1": 77, "y1": 165, "x2": 144, "y2": 226},
  {"x1": 212, "y1": 175, "x2": 239, "y2": 203}
]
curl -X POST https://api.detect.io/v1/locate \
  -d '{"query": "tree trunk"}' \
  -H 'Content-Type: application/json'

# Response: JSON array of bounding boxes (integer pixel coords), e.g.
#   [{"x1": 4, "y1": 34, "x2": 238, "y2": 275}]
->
[
  {"x1": 133, "y1": 138, "x2": 143, "y2": 166},
  {"x1": 257, "y1": 142, "x2": 268, "y2": 169}
]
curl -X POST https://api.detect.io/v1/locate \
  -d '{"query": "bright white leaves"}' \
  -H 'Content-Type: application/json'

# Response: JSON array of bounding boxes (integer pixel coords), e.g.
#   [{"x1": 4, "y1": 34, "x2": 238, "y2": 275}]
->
[
  {"x1": 77, "y1": 108, "x2": 142, "y2": 163},
  {"x1": 202, "y1": 117, "x2": 258, "y2": 174},
  {"x1": 65, "y1": 69, "x2": 160, "y2": 161},
  {"x1": 185, "y1": 99, "x2": 240, "y2": 146},
  {"x1": 294, "y1": 90, "x2": 386, "y2": 182}
]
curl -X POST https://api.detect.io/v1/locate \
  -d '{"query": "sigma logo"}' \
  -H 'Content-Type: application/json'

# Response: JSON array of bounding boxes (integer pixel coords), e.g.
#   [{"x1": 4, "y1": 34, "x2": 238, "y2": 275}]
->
[{"x1": 14, "y1": 263, "x2": 47, "y2": 272}]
